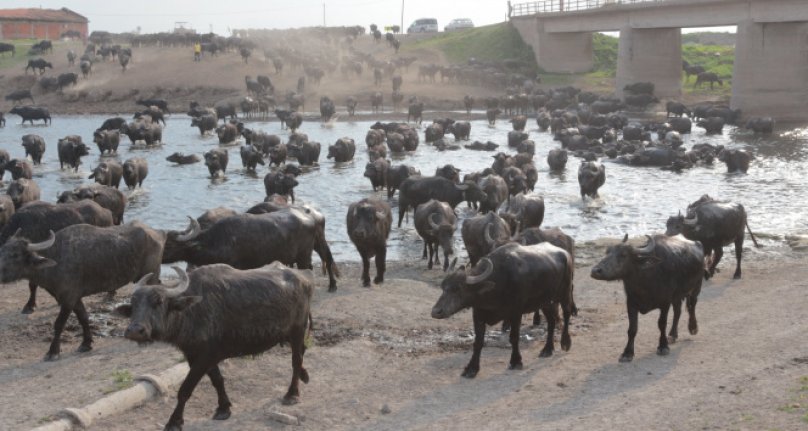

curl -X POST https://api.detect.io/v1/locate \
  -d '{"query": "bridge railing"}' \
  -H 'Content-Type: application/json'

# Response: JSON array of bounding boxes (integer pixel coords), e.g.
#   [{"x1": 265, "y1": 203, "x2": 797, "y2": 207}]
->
[{"x1": 510, "y1": 0, "x2": 664, "y2": 16}]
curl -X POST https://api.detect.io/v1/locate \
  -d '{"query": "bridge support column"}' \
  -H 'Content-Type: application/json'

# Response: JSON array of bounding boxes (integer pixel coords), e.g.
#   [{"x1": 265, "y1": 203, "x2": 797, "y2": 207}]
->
[
  {"x1": 732, "y1": 20, "x2": 808, "y2": 122},
  {"x1": 511, "y1": 20, "x2": 593, "y2": 73},
  {"x1": 615, "y1": 26, "x2": 682, "y2": 99}
]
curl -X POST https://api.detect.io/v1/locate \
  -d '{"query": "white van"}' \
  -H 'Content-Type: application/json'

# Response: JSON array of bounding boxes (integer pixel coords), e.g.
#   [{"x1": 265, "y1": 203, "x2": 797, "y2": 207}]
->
[{"x1": 407, "y1": 18, "x2": 439, "y2": 33}]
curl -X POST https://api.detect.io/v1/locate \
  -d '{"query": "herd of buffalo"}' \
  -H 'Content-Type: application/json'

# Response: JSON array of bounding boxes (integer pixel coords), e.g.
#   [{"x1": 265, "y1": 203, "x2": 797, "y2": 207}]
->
[{"x1": 0, "y1": 32, "x2": 769, "y2": 431}]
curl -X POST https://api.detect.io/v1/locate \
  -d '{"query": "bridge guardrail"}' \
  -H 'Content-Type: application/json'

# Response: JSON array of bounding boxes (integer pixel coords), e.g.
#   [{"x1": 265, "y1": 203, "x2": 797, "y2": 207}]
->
[{"x1": 510, "y1": 0, "x2": 664, "y2": 16}]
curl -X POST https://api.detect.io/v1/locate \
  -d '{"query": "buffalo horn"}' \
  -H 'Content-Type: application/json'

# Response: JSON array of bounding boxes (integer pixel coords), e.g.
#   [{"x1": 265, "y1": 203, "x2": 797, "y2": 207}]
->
[
  {"x1": 454, "y1": 183, "x2": 469, "y2": 191},
  {"x1": 465, "y1": 258, "x2": 493, "y2": 285},
  {"x1": 177, "y1": 216, "x2": 201, "y2": 241},
  {"x1": 635, "y1": 235, "x2": 655, "y2": 254},
  {"x1": 27, "y1": 230, "x2": 55, "y2": 251},
  {"x1": 428, "y1": 213, "x2": 441, "y2": 230},
  {"x1": 132, "y1": 273, "x2": 153, "y2": 294},
  {"x1": 683, "y1": 213, "x2": 698, "y2": 226},
  {"x1": 165, "y1": 266, "x2": 190, "y2": 297},
  {"x1": 484, "y1": 223, "x2": 494, "y2": 247}
]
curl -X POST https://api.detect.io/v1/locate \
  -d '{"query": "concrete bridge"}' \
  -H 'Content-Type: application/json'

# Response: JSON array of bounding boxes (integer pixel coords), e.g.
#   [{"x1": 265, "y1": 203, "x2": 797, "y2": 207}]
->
[{"x1": 510, "y1": 0, "x2": 808, "y2": 121}]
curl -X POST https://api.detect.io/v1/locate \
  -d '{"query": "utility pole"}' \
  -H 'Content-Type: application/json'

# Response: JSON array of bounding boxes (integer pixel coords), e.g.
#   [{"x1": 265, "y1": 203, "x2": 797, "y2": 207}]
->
[
  {"x1": 401, "y1": 0, "x2": 404, "y2": 34},
  {"x1": 323, "y1": 3, "x2": 326, "y2": 27}
]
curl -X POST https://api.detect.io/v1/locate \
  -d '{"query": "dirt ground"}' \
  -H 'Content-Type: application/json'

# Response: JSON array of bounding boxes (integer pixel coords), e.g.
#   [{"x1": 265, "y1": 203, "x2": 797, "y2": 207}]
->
[{"x1": 0, "y1": 249, "x2": 806, "y2": 431}]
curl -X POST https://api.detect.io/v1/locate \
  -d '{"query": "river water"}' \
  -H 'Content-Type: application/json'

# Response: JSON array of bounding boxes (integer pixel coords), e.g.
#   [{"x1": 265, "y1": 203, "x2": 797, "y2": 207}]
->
[{"x1": 0, "y1": 113, "x2": 805, "y2": 264}]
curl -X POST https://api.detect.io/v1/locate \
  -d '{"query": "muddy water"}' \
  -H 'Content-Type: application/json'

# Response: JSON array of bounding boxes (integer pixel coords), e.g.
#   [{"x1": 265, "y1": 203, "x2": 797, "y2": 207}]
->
[{"x1": 0, "y1": 114, "x2": 805, "y2": 265}]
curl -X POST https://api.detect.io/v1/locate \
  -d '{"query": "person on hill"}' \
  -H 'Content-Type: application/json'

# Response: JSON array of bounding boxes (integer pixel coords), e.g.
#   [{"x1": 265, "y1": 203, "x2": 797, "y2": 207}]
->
[{"x1": 194, "y1": 42, "x2": 202, "y2": 62}]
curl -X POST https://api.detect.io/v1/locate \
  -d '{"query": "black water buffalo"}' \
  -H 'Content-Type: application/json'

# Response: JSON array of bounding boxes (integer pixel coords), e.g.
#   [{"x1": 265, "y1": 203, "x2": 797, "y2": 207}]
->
[
  {"x1": 9, "y1": 106, "x2": 51, "y2": 125},
  {"x1": 0, "y1": 221, "x2": 165, "y2": 360},
  {"x1": 547, "y1": 149, "x2": 568, "y2": 171},
  {"x1": 21, "y1": 135, "x2": 46, "y2": 165},
  {"x1": 7, "y1": 178, "x2": 40, "y2": 209},
  {"x1": 434, "y1": 164, "x2": 461, "y2": 184},
  {"x1": 510, "y1": 115, "x2": 527, "y2": 132},
  {"x1": 5, "y1": 89, "x2": 35, "y2": 105},
  {"x1": 0, "y1": 200, "x2": 114, "y2": 314},
  {"x1": 25, "y1": 58, "x2": 52, "y2": 75},
  {"x1": 320, "y1": 96, "x2": 336, "y2": 122},
  {"x1": 486, "y1": 108, "x2": 501, "y2": 125},
  {"x1": 347, "y1": 198, "x2": 392, "y2": 286},
  {"x1": 718, "y1": 149, "x2": 752, "y2": 173},
  {"x1": 216, "y1": 122, "x2": 239, "y2": 144},
  {"x1": 89, "y1": 161, "x2": 123, "y2": 188},
  {"x1": 196, "y1": 207, "x2": 239, "y2": 230},
  {"x1": 98, "y1": 116, "x2": 127, "y2": 131},
  {"x1": 477, "y1": 174, "x2": 508, "y2": 214},
  {"x1": 204, "y1": 149, "x2": 228, "y2": 178},
  {"x1": 432, "y1": 242, "x2": 574, "y2": 377},
  {"x1": 56, "y1": 73, "x2": 78, "y2": 91},
  {"x1": 465, "y1": 141, "x2": 498, "y2": 151},
  {"x1": 694, "y1": 72, "x2": 723, "y2": 89},
  {"x1": 0, "y1": 195, "x2": 13, "y2": 227},
  {"x1": 666, "y1": 195, "x2": 758, "y2": 279},
  {"x1": 243, "y1": 129, "x2": 281, "y2": 155},
  {"x1": 268, "y1": 144, "x2": 288, "y2": 167},
  {"x1": 414, "y1": 199, "x2": 457, "y2": 271},
  {"x1": 117, "y1": 263, "x2": 313, "y2": 430},
  {"x1": 93, "y1": 129, "x2": 120, "y2": 154},
  {"x1": 447, "y1": 121, "x2": 471, "y2": 141},
  {"x1": 136, "y1": 98, "x2": 170, "y2": 114},
  {"x1": 508, "y1": 131, "x2": 528, "y2": 148},
  {"x1": 57, "y1": 184, "x2": 126, "y2": 225},
  {"x1": 499, "y1": 193, "x2": 545, "y2": 233},
  {"x1": 5, "y1": 159, "x2": 33, "y2": 180},
  {"x1": 121, "y1": 121, "x2": 162, "y2": 145},
  {"x1": 123, "y1": 158, "x2": 149, "y2": 189},
  {"x1": 346, "y1": 96, "x2": 358, "y2": 116},
  {"x1": 398, "y1": 176, "x2": 484, "y2": 227},
  {"x1": 288, "y1": 140, "x2": 320, "y2": 166},
  {"x1": 385, "y1": 164, "x2": 420, "y2": 198},
  {"x1": 666, "y1": 101, "x2": 690, "y2": 118},
  {"x1": 327, "y1": 138, "x2": 356, "y2": 162},
  {"x1": 166, "y1": 153, "x2": 201, "y2": 165},
  {"x1": 164, "y1": 207, "x2": 339, "y2": 291},
  {"x1": 0, "y1": 42, "x2": 15, "y2": 57},
  {"x1": 697, "y1": 117, "x2": 725, "y2": 134},
  {"x1": 57, "y1": 136, "x2": 89, "y2": 171},
  {"x1": 744, "y1": 117, "x2": 774, "y2": 134},
  {"x1": 264, "y1": 172, "x2": 299, "y2": 203},
  {"x1": 461, "y1": 212, "x2": 511, "y2": 267},
  {"x1": 408, "y1": 101, "x2": 424, "y2": 124},
  {"x1": 239, "y1": 145, "x2": 264, "y2": 171},
  {"x1": 80, "y1": 60, "x2": 92, "y2": 78},
  {"x1": 425, "y1": 123, "x2": 444, "y2": 143},
  {"x1": 191, "y1": 114, "x2": 217, "y2": 135},
  {"x1": 578, "y1": 161, "x2": 605, "y2": 199},
  {"x1": 591, "y1": 234, "x2": 704, "y2": 362},
  {"x1": 286, "y1": 112, "x2": 303, "y2": 132},
  {"x1": 364, "y1": 158, "x2": 390, "y2": 192},
  {"x1": 705, "y1": 106, "x2": 742, "y2": 125}
]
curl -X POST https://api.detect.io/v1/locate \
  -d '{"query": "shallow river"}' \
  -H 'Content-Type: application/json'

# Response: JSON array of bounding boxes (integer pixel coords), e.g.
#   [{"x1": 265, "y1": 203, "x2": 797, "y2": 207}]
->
[{"x1": 0, "y1": 113, "x2": 805, "y2": 264}]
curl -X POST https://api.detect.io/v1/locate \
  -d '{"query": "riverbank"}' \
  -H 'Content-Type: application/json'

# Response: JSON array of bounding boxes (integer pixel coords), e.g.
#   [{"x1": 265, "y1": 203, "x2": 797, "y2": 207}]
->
[{"x1": 1, "y1": 251, "x2": 806, "y2": 430}]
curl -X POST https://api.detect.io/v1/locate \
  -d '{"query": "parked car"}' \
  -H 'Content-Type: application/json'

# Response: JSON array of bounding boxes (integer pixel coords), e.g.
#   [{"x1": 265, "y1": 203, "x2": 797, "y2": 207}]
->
[
  {"x1": 445, "y1": 18, "x2": 474, "y2": 31},
  {"x1": 408, "y1": 18, "x2": 439, "y2": 33}
]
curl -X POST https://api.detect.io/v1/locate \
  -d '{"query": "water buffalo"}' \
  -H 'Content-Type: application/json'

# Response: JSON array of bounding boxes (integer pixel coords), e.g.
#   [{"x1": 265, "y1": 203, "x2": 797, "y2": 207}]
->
[
  {"x1": 136, "y1": 98, "x2": 170, "y2": 114},
  {"x1": 591, "y1": 234, "x2": 704, "y2": 362},
  {"x1": 508, "y1": 131, "x2": 528, "y2": 148},
  {"x1": 264, "y1": 172, "x2": 299, "y2": 202},
  {"x1": 121, "y1": 121, "x2": 162, "y2": 145},
  {"x1": 425, "y1": 123, "x2": 444, "y2": 143},
  {"x1": 57, "y1": 184, "x2": 126, "y2": 225},
  {"x1": 0, "y1": 42, "x2": 15, "y2": 57},
  {"x1": 414, "y1": 199, "x2": 457, "y2": 271},
  {"x1": 408, "y1": 101, "x2": 424, "y2": 124},
  {"x1": 463, "y1": 95, "x2": 474, "y2": 114},
  {"x1": 465, "y1": 141, "x2": 498, "y2": 151},
  {"x1": 57, "y1": 136, "x2": 89, "y2": 171},
  {"x1": 501, "y1": 166, "x2": 528, "y2": 196},
  {"x1": 718, "y1": 149, "x2": 752, "y2": 174},
  {"x1": 327, "y1": 138, "x2": 356, "y2": 162},
  {"x1": 547, "y1": 149, "x2": 568, "y2": 171},
  {"x1": 346, "y1": 96, "x2": 358, "y2": 116},
  {"x1": 191, "y1": 114, "x2": 217, "y2": 135},
  {"x1": 578, "y1": 161, "x2": 605, "y2": 199},
  {"x1": 239, "y1": 145, "x2": 264, "y2": 171},
  {"x1": 694, "y1": 72, "x2": 723, "y2": 89},
  {"x1": 0, "y1": 221, "x2": 164, "y2": 359},
  {"x1": 9, "y1": 106, "x2": 51, "y2": 125},
  {"x1": 320, "y1": 96, "x2": 336, "y2": 122},
  {"x1": 364, "y1": 158, "x2": 390, "y2": 192},
  {"x1": 434, "y1": 164, "x2": 461, "y2": 184},
  {"x1": 346, "y1": 198, "x2": 393, "y2": 286},
  {"x1": 196, "y1": 207, "x2": 239, "y2": 230},
  {"x1": 0, "y1": 195, "x2": 14, "y2": 227},
  {"x1": 5, "y1": 159, "x2": 33, "y2": 180},
  {"x1": 80, "y1": 60, "x2": 92, "y2": 78},
  {"x1": 98, "y1": 116, "x2": 127, "y2": 131},
  {"x1": 288, "y1": 140, "x2": 320, "y2": 166},
  {"x1": 697, "y1": 117, "x2": 725, "y2": 134},
  {"x1": 744, "y1": 117, "x2": 774, "y2": 134},
  {"x1": 432, "y1": 242, "x2": 574, "y2": 377},
  {"x1": 7, "y1": 178, "x2": 40, "y2": 209},
  {"x1": 166, "y1": 153, "x2": 201, "y2": 165},
  {"x1": 666, "y1": 195, "x2": 758, "y2": 279},
  {"x1": 461, "y1": 212, "x2": 511, "y2": 267},
  {"x1": 164, "y1": 207, "x2": 339, "y2": 291},
  {"x1": 25, "y1": 58, "x2": 52, "y2": 75},
  {"x1": 486, "y1": 108, "x2": 501, "y2": 125},
  {"x1": 371, "y1": 92, "x2": 383, "y2": 113},
  {"x1": 116, "y1": 263, "x2": 313, "y2": 430},
  {"x1": 56, "y1": 73, "x2": 78, "y2": 91},
  {"x1": 93, "y1": 129, "x2": 120, "y2": 154},
  {"x1": 385, "y1": 164, "x2": 420, "y2": 198},
  {"x1": 510, "y1": 115, "x2": 527, "y2": 132},
  {"x1": 499, "y1": 193, "x2": 545, "y2": 234},
  {"x1": 216, "y1": 122, "x2": 239, "y2": 144},
  {"x1": 447, "y1": 121, "x2": 471, "y2": 141},
  {"x1": 89, "y1": 161, "x2": 123, "y2": 188},
  {"x1": 398, "y1": 176, "x2": 484, "y2": 227},
  {"x1": 204, "y1": 149, "x2": 228, "y2": 178},
  {"x1": 5, "y1": 89, "x2": 35, "y2": 105},
  {"x1": 123, "y1": 158, "x2": 149, "y2": 189},
  {"x1": 666, "y1": 101, "x2": 690, "y2": 118},
  {"x1": 477, "y1": 174, "x2": 509, "y2": 214}
]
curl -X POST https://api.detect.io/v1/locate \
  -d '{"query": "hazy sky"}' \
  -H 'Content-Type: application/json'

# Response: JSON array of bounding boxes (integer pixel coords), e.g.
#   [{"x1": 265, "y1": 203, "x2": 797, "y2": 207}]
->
[{"x1": 11, "y1": 1, "x2": 735, "y2": 34}]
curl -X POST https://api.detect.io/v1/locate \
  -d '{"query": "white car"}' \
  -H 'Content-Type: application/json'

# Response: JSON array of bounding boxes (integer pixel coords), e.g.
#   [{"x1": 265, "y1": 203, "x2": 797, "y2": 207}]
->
[
  {"x1": 445, "y1": 18, "x2": 474, "y2": 31},
  {"x1": 407, "y1": 18, "x2": 439, "y2": 33}
]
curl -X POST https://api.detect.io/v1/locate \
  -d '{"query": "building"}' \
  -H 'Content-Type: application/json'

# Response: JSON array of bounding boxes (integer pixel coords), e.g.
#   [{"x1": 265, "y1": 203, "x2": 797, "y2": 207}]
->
[{"x1": 0, "y1": 7, "x2": 88, "y2": 40}]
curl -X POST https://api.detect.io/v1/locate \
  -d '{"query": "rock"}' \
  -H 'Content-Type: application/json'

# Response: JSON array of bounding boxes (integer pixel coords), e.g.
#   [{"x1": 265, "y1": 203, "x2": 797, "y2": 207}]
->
[
  {"x1": 381, "y1": 404, "x2": 392, "y2": 414},
  {"x1": 267, "y1": 410, "x2": 300, "y2": 425}
]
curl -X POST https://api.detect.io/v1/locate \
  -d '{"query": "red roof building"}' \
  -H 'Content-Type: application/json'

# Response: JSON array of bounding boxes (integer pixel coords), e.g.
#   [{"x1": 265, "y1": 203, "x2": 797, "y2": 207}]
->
[{"x1": 0, "y1": 7, "x2": 88, "y2": 40}]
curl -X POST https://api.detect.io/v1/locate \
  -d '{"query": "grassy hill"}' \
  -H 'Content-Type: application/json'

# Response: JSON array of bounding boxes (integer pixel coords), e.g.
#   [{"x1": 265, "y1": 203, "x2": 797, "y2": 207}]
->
[{"x1": 406, "y1": 23, "x2": 735, "y2": 96}]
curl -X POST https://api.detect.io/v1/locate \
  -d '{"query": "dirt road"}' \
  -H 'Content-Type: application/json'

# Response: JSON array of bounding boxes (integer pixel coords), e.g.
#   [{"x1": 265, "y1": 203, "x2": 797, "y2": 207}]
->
[{"x1": 1, "y1": 250, "x2": 805, "y2": 431}]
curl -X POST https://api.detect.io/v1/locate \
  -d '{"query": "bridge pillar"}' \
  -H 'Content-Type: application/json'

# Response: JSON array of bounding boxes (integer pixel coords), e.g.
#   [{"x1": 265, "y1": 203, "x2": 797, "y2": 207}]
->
[
  {"x1": 511, "y1": 19, "x2": 593, "y2": 73},
  {"x1": 732, "y1": 20, "x2": 808, "y2": 122},
  {"x1": 615, "y1": 26, "x2": 682, "y2": 99}
]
